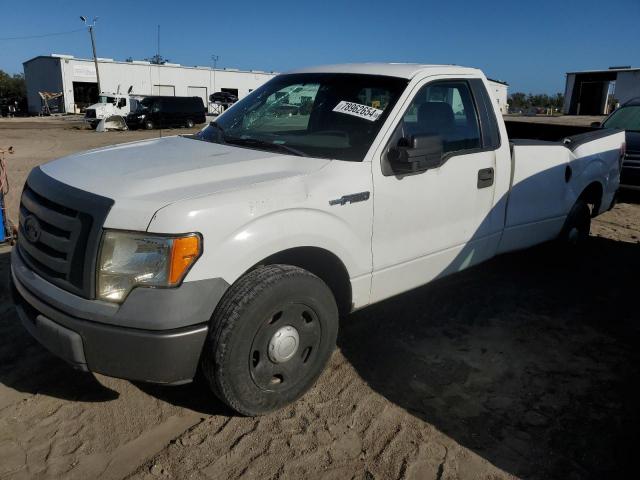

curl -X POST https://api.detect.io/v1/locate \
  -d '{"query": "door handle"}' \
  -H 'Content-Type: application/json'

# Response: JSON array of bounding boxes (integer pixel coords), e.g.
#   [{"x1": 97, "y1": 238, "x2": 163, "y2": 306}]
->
[{"x1": 477, "y1": 168, "x2": 494, "y2": 189}]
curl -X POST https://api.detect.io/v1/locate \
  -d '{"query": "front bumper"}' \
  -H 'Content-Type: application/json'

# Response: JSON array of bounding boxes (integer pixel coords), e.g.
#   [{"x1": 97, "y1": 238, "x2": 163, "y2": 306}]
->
[
  {"x1": 125, "y1": 116, "x2": 145, "y2": 127},
  {"x1": 11, "y1": 248, "x2": 229, "y2": 384}
]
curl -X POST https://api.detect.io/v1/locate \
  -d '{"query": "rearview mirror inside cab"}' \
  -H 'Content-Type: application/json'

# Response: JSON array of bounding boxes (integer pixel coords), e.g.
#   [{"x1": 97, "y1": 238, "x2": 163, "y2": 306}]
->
[{"x1": 387, "y1": 134, "x2": 443, "y2": 173}]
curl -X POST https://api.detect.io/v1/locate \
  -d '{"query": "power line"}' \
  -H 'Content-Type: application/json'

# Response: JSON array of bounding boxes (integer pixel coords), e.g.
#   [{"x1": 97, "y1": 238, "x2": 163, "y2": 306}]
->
[{"x1": 0, "y1": 28, "x2": 85, "y2": 41}]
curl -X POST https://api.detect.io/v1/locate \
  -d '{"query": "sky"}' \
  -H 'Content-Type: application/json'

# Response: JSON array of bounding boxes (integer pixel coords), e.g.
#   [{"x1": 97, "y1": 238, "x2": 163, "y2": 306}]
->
[{"x1": 1, "y1": 0, "x2": 638, "y2": 94}]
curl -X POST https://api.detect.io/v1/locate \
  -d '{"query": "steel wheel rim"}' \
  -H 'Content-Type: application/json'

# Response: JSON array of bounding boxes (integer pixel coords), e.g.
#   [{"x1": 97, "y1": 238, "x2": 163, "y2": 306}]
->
[{"x1": 249, "y1": 302, "x2": 322, "y2": 391}]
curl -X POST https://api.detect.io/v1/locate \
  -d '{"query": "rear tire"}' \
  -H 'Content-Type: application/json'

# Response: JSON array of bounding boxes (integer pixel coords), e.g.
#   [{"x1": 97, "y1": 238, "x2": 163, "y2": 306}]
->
[
  {"x1": 557, "y1": 200, "x2": 591, "y2": 249},
  {"x1": 201, "y1": 265, "x2": 338, "y2": 416}
]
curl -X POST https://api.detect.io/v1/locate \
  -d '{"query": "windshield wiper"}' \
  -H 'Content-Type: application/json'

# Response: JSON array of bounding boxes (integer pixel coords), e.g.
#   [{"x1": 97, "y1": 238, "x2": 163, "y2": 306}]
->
[{"x1": 223, "y1": 136, "x2": 309, "y2": 157}]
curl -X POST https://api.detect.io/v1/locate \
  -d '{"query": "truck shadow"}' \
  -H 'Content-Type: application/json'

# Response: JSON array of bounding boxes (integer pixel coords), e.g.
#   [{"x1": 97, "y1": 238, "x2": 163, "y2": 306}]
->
[
  {"x1": 0, "y1": 251, "x2": 121, "y2": 402},
  {"x1": 618, "y1": 189, "x2": 640, "y2": 204},
  {"x1": 0, "y1": 250, "x2": 230, "y2": 413},
  {"x1": 339, "y1": 236, "x2": 640, "y2": 479}
]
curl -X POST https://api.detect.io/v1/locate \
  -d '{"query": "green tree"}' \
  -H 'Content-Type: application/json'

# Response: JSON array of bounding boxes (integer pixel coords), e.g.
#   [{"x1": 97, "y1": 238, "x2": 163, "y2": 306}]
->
[
  {"x1": 508, "y1": 92, "x2": 564, "y2": 111},
  {"x1": 0, "y1": 70, "x2": 26, "y2": 99},
  {"x1": 144, "y1": 54, "x2": 170, "y2": 65},
  {"x1": 509, "y1": 92, "x2": 529, "y2": 110}
]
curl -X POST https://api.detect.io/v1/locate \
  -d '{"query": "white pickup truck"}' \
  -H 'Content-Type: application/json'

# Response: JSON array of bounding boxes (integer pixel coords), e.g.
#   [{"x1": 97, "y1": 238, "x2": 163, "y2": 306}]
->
[{"x1": 11, "y1": 64, "x2": 625, "y2": 415}]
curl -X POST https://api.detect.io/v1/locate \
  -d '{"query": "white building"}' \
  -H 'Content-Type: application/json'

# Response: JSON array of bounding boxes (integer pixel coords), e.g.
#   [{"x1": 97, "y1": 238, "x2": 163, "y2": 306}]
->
[
  {"x1": 563, "y1": 66, "x2": 640, "y2": 115},
  {"x1": 487, "y1": 78, "x2": 509, "y2": 114},
  {"x1": 24, "y1": 55, "x2": 510, "y2": 117},
  {"x1": 23, "y1": 54, "x2": 276, "y2": 114}
]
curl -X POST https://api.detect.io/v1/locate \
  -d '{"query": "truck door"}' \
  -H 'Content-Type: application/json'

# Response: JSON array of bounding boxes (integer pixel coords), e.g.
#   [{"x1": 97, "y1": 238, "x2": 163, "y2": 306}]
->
[
  {"x1": 371, "y1": 78, "x2": 501, "y2": 302},
  {"x1": 116, "y1": 97, "x2": 127, "y2": 115}
]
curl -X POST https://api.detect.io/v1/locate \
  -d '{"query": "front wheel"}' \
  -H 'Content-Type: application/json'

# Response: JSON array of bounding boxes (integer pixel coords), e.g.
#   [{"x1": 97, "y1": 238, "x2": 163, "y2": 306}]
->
[
  {"x1": 144, "y1": 119, "x2": 154, "y2": 130},
  {"x1": 185, "y1": 118, "x2": 195, "y2": 128},
  {"x1": 201, "y1": 265, "x2": 338, "y2": 416}
]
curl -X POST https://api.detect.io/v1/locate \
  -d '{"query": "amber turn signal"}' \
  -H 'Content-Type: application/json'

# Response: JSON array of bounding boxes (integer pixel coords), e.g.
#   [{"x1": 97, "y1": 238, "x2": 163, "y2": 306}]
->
[{"x1": 169, "y1": 235, "x2": 202, "y2": 284}]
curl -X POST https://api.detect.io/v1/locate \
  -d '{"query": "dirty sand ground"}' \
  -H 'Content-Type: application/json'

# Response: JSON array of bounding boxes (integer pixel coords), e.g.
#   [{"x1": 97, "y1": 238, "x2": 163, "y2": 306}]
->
[{"x1": 0, "y1": 118, "x2": 638, "y2": 480}]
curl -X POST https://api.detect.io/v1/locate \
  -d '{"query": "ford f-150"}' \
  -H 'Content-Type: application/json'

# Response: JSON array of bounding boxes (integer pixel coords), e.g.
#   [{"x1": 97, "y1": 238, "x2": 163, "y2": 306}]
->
[{"x1": 11, "y1": 64, "x2": 625, "y2": 415}]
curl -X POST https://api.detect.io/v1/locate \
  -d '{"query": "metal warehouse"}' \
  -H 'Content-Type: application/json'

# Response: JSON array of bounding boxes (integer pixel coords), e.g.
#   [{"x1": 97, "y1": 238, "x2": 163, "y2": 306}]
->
[
  {"x1": 563, "y1": 66, "x2": 640, "y2": 115},
  {"x1": 23, "y1": 54, "x2": 276, "y2": 114},
  {"x1": 23, "y1": 55, "x2": 510, "y2": 116}
]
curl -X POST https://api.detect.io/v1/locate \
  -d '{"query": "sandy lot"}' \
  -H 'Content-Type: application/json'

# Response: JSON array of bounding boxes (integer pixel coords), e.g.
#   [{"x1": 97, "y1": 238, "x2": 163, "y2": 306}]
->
[{"x1": 0, "y1": 118, "x2": 638, "y2": 480}]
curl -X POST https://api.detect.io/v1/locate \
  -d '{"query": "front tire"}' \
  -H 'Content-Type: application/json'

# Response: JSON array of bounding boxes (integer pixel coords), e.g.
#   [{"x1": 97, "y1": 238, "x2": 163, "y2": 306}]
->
[
  {"x1": 144, "y1": 119, "x2": 154, "y2": 130},
  {"x1": 185, "y1": 118, "x2": 195, "y2": 128},
  {"x1": 201, "y1": 265, "x2": 338, "y2": 416}
]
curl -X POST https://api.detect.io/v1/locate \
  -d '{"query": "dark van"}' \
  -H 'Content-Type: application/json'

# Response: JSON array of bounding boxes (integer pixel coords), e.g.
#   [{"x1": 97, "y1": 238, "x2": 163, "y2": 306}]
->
[{"x1": 126, "y1": 96, "x2": 206, "y2": 130}]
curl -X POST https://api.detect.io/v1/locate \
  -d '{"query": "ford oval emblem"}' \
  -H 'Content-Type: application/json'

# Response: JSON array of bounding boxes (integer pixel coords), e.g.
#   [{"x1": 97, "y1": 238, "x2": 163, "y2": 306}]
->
[{"x1": 23, "y1": 215, "x2": 42, "y2": 243}]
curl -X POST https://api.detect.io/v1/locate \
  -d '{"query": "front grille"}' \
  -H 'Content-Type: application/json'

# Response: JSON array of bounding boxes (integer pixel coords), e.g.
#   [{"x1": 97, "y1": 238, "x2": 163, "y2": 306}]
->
[
  {"x1": 84, "y1": 109, "x2": 96, "y2": 119},
  {"x1": 17, "y1": 168, "x2": 113, "y2": 299}
]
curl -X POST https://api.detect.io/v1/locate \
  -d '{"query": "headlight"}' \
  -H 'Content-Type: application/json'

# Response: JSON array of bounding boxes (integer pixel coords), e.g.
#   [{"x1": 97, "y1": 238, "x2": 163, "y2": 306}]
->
[
  {"x1": 138, "y1": 114, "x2": 146, "y2": 118},
  {"x1": 97, "y1": 230, "x2": 202, "y2": 303}
]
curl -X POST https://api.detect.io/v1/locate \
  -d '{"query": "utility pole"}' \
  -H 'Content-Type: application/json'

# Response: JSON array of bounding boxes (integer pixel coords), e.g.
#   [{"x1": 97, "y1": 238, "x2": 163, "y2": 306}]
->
[
  {"x1": 211, "y1": 54, "x2": 219, "y2": 94},
  {"x1": 80, "y1": 16, "x2": 101, "y2": 93}
]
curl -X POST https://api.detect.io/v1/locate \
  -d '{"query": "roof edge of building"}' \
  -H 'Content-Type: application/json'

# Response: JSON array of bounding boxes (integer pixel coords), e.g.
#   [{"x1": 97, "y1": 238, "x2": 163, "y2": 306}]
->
[{"x1": 22, "y1": 54, "x2": 277, "y2": 75}]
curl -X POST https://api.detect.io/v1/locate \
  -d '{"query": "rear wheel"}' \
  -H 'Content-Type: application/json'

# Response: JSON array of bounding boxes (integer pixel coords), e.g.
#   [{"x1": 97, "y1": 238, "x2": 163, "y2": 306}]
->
[
  {"x1": 201, "y1": 264, "x2": 338, "y2": 416},
  {"x1": 557, "y1": 200, "x2": 591, "y2": 249}
]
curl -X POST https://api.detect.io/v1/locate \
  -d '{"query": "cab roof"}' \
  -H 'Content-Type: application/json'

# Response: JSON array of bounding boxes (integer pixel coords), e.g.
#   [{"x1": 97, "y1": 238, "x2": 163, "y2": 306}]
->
[{"x1": 286, "y1": 63, "x2": 483, "y2": 79}]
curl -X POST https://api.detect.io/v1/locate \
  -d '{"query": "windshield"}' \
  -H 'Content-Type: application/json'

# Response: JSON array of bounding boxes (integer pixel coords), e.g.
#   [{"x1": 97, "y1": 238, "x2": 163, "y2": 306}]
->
[
  {"x1": 193, "y1": 73, "x2": 407, "y2": 161},
  {"x1": 135, "y1": 98, "x2": 153, "y2": 112},
  {"x1": 98, "y1": 95, "x2": 117, "y2": 104},
  {"x1": 603, "y1": 105, "x2": 640, "y2": 131}
]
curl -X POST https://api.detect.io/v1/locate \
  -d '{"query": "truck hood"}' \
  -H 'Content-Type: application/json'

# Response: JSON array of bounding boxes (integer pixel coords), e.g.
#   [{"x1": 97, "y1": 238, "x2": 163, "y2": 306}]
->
[
  {"x1": 86, "y1": 104, "x2": 110, "y2": 112},
  {"x1": 40, "y1": 136, "x2": 330, "y2": 230}
]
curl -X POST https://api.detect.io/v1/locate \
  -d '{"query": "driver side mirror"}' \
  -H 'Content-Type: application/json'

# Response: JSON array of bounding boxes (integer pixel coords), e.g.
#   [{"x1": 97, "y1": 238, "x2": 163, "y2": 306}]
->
[
  {"x1": 590, "y1": 121, "x2": 602, "y2": 128},
  {"x1": 387, "y1": 134, "x2": 444, "y2": 172}
]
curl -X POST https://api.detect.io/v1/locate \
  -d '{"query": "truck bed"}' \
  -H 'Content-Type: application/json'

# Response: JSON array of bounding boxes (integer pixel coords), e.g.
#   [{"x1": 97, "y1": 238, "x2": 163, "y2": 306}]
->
[
  {"x1": 504, "y1": 119, "x2": 595, "y2": 142},
  {"x1": 497, "y1": 129, "x2": 625, "y2": 253}
]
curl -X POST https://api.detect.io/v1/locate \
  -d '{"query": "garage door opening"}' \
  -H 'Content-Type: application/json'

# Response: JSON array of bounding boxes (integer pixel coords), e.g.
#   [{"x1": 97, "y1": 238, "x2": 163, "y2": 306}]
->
[
  {"x1": 153, "y1": 85, "x2": 175, "y2": 96},
  {"x1": 73, "y1": 81, "x2": 98, "y2": 113},
  {"x1": 567, "y1": 70, "x2": 617, "y2": 115},
  {"x1": 188, "y1": 86, "x2": 208, "y2": 111}
]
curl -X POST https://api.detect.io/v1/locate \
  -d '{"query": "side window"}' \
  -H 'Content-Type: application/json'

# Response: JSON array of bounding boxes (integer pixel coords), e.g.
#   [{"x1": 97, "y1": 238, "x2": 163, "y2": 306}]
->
[{"x1": 399, "y1": 81, "x2": 481, "y2": 156}]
